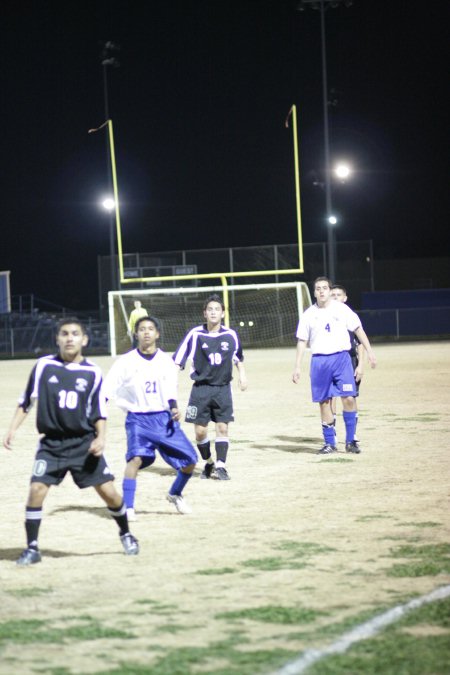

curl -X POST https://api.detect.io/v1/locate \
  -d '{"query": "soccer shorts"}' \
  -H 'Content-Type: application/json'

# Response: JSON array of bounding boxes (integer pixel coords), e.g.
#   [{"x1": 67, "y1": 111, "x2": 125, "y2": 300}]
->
[
  {"x1": 185, "y1": 383, "x2": 234, "y2": 425},
  {"x1": 310, "y1": 351, "x2": 357, "y2": 403},
  {"x1": 125, "y1": 411, "x2": 197, "y2": 470},
  {"x1": 31, "y1": 435, "x2": 115, "y2": 488}
]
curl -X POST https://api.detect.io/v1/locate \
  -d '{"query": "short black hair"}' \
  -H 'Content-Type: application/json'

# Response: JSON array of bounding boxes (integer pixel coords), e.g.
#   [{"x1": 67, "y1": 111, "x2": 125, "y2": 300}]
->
[
  {"x1": 203, "y1": 294, "x2": 224, "y2": 311},
  {"x1": 55, "y1": 317, "x2": 87, "y2": 335},
  {"x1": 134, "y1": 315, "x2": 161, "y2": 334}
]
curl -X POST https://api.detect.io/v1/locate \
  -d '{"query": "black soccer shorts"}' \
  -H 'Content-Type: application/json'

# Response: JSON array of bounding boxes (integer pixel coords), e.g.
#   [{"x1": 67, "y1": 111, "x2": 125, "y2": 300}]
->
[
  {"x1": 185, "y1": 383, "x2": 234, "y2": 425},
  {"x1": 30, "y1": 435, "x2": 115, "y2": 488}
]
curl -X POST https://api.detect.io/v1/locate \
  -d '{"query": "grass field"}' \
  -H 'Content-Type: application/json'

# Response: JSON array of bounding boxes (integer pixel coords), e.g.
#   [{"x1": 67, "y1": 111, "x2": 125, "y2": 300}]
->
[{"x1": 0, "y1": 342, "x2": 449, "y2": 674}]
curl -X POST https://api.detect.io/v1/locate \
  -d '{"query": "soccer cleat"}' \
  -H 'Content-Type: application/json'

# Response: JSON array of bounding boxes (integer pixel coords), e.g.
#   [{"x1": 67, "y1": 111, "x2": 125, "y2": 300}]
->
[
  {"x1": 126, "y1": 507, "x2": 137, "y2": 522},
  {"x1": 200, "y1": 462, "x2": 215, "y2": 479},
  {"x1": 166, "y1": 493, "x2": 192, "y2": 514},
  {"x1": 214, "y1": 466, "x2": 230, "y2": 480},
  {"x1": 16, "y1": 547, "x2": 42, "y2": 566},
  {"x1": 120, "y1": 532, "x2": 140, "y2": 555},
  {"x1": 318, "y1": 444, "x2": 338, "y2": 455},
  {"x1": 346, "y1": 440, "x2": 361, "y2": 454}
]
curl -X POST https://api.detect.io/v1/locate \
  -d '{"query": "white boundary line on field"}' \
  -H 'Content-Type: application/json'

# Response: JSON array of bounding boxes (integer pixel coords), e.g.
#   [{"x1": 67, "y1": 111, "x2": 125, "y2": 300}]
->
[{"x1": 273, "y1": 584, "x2": 450, "y2": 675}]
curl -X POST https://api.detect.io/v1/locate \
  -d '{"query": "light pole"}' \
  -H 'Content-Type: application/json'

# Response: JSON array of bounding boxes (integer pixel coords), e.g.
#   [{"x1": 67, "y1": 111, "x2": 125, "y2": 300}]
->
[
  {"x1": 101, "y1": 41, "x2": 120, "y2": 290},
  {"x1": 100, "y1": 197, "x2": 116, "y2": 292},
  {"x1": 297, "y1": 0, "x2": 353, "y2": 281}
]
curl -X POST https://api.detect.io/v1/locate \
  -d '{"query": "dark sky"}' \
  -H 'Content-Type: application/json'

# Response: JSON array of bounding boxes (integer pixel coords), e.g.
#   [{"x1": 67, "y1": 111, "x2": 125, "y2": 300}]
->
[{"x1": 1, "y1": 0, "x2": 448, "y2": 310}]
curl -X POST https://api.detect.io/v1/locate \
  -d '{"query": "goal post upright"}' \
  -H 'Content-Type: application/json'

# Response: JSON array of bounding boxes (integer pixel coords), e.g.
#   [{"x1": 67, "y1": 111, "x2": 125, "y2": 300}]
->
[
  {"x1": 111, "y1": 105, "x2": 304, "y2": 291},
  {"x1": 106, "y1": 104, "x2": 308, "y2": 355}
]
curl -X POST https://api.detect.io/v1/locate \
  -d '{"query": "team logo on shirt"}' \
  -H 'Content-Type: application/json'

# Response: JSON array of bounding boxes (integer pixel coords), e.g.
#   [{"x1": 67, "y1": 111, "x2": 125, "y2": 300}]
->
[
  {"x1": 221, "y1": 342, "x2": 229, "y2": 351},
  {"x1": 48, "y1": 375, "x2": 59, "y2": 384},
  {"x1": 202, "y1": 342, "x2": 209, "y2": 349},
  {"x1": 75, "y1": 378, "x2": 88, "y2": 392}
]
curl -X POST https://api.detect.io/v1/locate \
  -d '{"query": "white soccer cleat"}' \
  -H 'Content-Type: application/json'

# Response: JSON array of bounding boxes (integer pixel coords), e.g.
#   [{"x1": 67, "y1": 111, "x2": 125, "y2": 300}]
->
[
  {"x1": 126, "y1": 508, "x2": 137, "y2": 522},
  {"x1": 166, "y1": 493, "x2": 192, "y2": 514}
]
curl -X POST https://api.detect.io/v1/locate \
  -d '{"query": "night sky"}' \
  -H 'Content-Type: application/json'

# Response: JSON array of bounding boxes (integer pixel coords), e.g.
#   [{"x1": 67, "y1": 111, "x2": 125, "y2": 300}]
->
[{"x1": 1, "y1": 1, "x2": 448, "y2": 310}]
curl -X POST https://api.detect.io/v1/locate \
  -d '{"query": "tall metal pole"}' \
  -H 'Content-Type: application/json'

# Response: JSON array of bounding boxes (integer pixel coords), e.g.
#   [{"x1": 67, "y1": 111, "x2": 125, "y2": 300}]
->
[
  {"x1": 319, "y1": 0, "x2": 336, "y2": 281},
  {"x1": 102, "y1": 60, "x2": 116, "y2": 291},
  {"x1": 101, "y1": 41, "x2": 120, "y2": 291},
  {"x1": 297, "y1": 0, "x2": 352, "y2": 281}
]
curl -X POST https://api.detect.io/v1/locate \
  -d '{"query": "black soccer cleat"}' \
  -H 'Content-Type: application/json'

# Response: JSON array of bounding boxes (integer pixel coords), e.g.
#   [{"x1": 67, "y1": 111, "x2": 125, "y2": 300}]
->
[
  {"x1": 200, "y1": 462, "x2": 215, "y2": 479},
  {"x1": 16, "y1": 547, "x2": 42, "y2": 566},
  {"x1": 345, "y1": 440, "x2": 361, "y2": 454},
  {"x1": 214, "y1": 466, "x2": 230, "y2": 480},
  {"x1": 120, "y1": 532, "x2": 140, "y2": 555},
  {"x1": 317, "y1": 444, "x2": 338, "y2": 455}
]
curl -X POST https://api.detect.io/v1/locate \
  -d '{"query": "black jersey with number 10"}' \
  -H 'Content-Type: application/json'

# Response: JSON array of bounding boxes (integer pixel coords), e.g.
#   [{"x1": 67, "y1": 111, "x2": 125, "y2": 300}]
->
[
  {"x1": 173, "y1": 325, "x2": 244, "y2": 385},
  {"x1": 19, "y1": 354, "x2": 106, "y2": 438}
]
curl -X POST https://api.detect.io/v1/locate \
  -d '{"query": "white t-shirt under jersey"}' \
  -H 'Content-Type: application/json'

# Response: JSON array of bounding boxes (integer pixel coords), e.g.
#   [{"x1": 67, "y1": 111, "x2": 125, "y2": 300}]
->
[{"x1": 296, "y1": 300, "x2": 361, "y2": 355}]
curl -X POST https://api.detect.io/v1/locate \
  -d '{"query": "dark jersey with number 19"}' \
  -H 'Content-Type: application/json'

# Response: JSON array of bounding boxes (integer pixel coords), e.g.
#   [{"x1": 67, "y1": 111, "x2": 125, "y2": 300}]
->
[
  {"x1": 19, "y1": 354, "x2": 106, "y2": 438},
  {"x1": 173, "y1": 324, "x2": 244, "y2": 385}
]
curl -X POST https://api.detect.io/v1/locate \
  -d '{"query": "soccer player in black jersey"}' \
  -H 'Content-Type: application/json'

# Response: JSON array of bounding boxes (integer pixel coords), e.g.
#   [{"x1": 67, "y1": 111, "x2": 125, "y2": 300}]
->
[
  {"x1": 173, "y1": 294, "x2": 247, "y2": 480},
  {"x1": 3, "y1": 318, "x2": 139, "y2": 565},
  {"x1": 330, "y1": 285, "x2": 364, "y2": 450}
]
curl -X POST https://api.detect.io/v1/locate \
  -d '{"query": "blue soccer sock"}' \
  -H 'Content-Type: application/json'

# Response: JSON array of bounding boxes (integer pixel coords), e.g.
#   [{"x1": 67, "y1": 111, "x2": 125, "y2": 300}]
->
[
  {"x1": 343, "y1": 411, "x2": 357, "y2": 443},
  {"x1": 122, "y1": 478, "x2": 137, "y2": 509},
  {"x1": 169, "y1": 470, "x2": 192, "y2": 496},
  {"x1": 322, "y1": 423, "x2": 336, "y2": 446}
]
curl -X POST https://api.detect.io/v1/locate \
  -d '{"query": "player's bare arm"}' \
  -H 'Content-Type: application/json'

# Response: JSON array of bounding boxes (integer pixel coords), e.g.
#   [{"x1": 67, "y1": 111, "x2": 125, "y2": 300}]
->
[
  {"x1": 3, "y1": 406, "x2": 28, "y2": 450},
  {"x1": 292, "y1": 339, "x2": 307, "y2": 383},
  {"x1": 354, "y1": 344, "x2": 365, "y2": 382},
  {"x1": 236, "y1": 361, "x2": 248, "y2": 391},
  {"x1": 354, "y1": 327, "x2": 377, "y2": 368},
  {"x1": 89, "y1": 419, "x2": 106, "y2": 457}
]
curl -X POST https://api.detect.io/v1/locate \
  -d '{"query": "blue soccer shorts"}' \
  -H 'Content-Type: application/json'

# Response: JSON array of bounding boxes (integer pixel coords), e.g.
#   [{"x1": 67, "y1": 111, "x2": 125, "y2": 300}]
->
[
  {"x1": 125, "y1": 411, "x2": 197, "y2": 470},
  {"x1": 310, "y1": 351, "x2": 357, "y2": 403}
]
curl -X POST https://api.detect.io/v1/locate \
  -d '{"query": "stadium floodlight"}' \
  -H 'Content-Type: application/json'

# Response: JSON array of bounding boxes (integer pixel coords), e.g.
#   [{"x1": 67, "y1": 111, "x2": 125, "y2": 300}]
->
[
  {"x1": 102, "y1": 197, "x2": 116, "y2": 212},
  {"x1": 328, "y1": 215, "x2": 338, "y2": 225},
  {"x1": 334, "y1": 163, "x2": 352, "y2": 181}
]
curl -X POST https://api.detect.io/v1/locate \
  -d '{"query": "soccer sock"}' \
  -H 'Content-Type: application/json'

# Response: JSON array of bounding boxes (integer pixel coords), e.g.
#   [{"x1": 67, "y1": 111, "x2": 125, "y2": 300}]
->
[
  {"x1": 169, "y1": 470, "x2": 192, "y2": 496},
  {"x1": 332, "y1": 417, "x2": 337, "y2": 445},
  {"x1": 197, "y1": 439, "x2": 212, "y2": 462},
  {"x1": 108, "y1": 501, "x2": 129, "y2": 536},
  {"x1": 215, "y1": 438, "x2": 229, "y2": 467},
  {"x1": 25, "y1": 507, "x2": 42, "y2": 549},
  {"x1": 122, "y1": 478, "x2": 137, "y2": 509},
  {"x1": 343, "y1": 411, "x2": 357, "y2": 443},
  {"x1": 322, "y1": 423, "x2": 335, "y2": 446}
]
